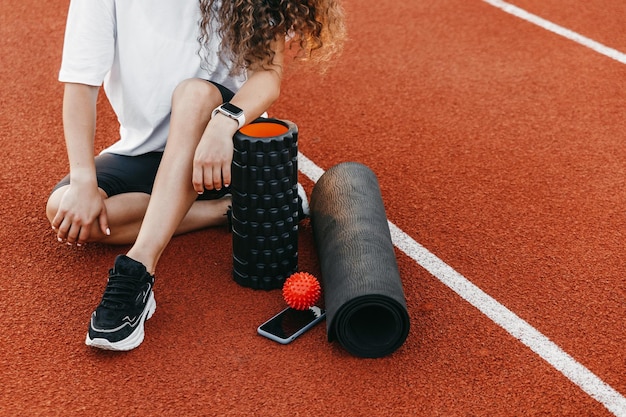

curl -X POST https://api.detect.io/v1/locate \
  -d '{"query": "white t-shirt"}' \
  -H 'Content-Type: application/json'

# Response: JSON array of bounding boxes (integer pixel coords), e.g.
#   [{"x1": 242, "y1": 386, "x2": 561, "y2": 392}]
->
[{"x1": 59, "y1": 0, "x2": 247, "y2": 156}]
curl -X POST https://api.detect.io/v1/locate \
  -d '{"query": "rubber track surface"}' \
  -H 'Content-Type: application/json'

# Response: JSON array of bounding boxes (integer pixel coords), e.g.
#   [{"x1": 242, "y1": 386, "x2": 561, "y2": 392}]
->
[{"x1": 0, "y1": 0, "x2": 624, "y2": 415}]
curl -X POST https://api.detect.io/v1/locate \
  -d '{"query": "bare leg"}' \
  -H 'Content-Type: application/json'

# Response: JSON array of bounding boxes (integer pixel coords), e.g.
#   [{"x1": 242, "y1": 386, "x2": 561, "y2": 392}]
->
[
  {"x1": 125, "y1": 79, "x2": 224, "y2": 273},
  {"x1": 176, "y1": 196, "x2": 231, "y2": 235},
  {"x1": 46, "y1": 183, "x2": 230, "y2": 245},
  {"x1": 46, "y1": 187, "x2": 150, "y2": 245}
]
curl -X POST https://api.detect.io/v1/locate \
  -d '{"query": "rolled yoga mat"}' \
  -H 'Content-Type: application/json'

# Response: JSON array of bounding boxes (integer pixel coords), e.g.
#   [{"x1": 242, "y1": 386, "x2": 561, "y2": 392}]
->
[{"x1": 310, "y1": 162, "x2": 410, "y2": 358}]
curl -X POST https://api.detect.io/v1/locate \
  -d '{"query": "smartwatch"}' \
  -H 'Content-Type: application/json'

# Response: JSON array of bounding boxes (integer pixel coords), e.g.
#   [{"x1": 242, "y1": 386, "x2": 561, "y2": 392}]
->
[{"x1": 212, "y1": 102, "x2": 246, "y2": 129}]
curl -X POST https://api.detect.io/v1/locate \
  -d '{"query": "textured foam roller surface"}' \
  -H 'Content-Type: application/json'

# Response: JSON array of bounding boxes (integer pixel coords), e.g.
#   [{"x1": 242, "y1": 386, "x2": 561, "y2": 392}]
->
[
  {"x1": 231, "y1": 118, "x2": 299, "y2": 290},
  {"x1": 310, "y1": 162, "x2": 410, "y2": 358}
]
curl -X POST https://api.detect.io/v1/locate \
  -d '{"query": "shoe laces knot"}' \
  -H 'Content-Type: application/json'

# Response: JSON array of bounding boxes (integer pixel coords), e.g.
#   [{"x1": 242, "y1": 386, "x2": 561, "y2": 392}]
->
[{"x1": 101, "y1": 271, "x2": 143, "y2": 310}]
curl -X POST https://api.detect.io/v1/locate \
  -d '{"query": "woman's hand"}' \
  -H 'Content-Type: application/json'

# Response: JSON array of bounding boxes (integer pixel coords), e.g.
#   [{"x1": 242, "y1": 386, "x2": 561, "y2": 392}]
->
[
  {"x1": 51, "y1": 182, "x2": 109, "y2": 245},
  {"x1": 192, "y1": 116, "x2": 238, "y2": 193}
]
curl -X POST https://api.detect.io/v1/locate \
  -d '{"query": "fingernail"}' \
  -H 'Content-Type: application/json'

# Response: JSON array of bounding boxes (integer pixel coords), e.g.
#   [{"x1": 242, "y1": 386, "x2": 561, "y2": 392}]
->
[
  {"x1": 66, "y1": 242, "x2": 72, "y2": 246},
  {"x1": 77, "y1": 243, "x2": 82, "y2": 247},
  {"x1": 105, "y1": 228, "x2": 111, "y2": 236},
  {"x1": 57, "y1": 237, "x2": 63, "y2": 242}
]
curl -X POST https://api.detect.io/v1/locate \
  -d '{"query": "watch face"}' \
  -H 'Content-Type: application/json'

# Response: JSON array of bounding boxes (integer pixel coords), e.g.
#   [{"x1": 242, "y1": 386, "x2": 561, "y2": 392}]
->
[{"x1": 221, "y1": 102, "x2": 243, "y2": 116}]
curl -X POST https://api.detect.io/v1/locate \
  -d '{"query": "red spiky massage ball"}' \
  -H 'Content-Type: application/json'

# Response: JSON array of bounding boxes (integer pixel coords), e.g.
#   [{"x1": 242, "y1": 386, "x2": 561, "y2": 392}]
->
[{"x1": 282, "y1": 272, "x2": 321, "y2": 310}]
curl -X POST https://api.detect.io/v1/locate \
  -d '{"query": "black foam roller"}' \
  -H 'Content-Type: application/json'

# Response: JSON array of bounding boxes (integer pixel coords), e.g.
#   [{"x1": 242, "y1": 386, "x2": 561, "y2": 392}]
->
[
  {"x1": 310, "y1": 162, "x2": 410, "y2": 358},
  {"x1": 230, "y1": 118, "x2": 299, "y2": 290}
]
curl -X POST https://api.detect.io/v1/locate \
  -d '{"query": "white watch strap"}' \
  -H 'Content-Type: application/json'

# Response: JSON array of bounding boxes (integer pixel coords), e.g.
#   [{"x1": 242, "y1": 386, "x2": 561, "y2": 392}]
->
[{"x1": 212, "y1": 105, "x2": 245, "y2": 129}]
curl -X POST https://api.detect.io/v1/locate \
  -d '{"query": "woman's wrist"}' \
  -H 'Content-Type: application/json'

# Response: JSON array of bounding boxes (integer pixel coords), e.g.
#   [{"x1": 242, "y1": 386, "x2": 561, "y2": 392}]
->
[
  {"x1": 69, "y1": 167, "x2": 98, "y2": 188},
  {"x1": 209, "y1": 112, "x2": 242, "y2": 134}
]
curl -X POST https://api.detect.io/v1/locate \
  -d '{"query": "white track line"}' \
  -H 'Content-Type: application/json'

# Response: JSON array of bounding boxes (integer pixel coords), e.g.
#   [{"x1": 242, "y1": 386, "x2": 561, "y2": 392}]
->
[
  {"x1": 298, "y1": 153, "x2": 626, "y2": 416},
  {"x1": 482, "y1": 0, "x2": 626, "y2": 65}
]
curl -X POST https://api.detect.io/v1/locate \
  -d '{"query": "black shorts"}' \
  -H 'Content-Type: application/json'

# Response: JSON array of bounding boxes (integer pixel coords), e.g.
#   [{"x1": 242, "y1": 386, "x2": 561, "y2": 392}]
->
[{"x1": 51, "y1": 80, "x2": 234, "y2": 200}]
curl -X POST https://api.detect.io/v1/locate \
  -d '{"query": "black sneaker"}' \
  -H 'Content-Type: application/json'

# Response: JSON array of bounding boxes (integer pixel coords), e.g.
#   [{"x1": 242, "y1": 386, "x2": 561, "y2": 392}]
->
[
  {"x1": 297, "y1": 183, "x2": 310, "y2": 221},
  {"x1": 85, "y1": 255, "x2": 156, "y2": 351}
]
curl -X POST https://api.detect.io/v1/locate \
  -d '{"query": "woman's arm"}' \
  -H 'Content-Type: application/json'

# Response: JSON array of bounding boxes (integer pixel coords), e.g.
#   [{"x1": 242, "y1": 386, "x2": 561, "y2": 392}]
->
[
  {"x1": 51, "y1": 83, "x2": 110, "y2": 244},
  {"x1": 192, "y1": 37, "x2": 285, "y2": 192}
]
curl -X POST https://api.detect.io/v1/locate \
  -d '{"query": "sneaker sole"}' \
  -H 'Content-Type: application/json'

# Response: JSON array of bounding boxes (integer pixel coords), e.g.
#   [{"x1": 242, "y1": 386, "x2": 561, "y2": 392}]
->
[
  {"x1": 85, "y1": 292, "x2": 156, "y2": 351},
  {"x1": 297, "y1": 183, "x2": 310, "y2": 219}
]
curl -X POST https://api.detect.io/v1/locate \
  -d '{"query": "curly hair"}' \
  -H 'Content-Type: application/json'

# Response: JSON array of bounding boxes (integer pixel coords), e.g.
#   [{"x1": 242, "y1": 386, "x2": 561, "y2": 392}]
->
[{"x1": 198, "y1": 0, "x2": 346, "y2": 73}]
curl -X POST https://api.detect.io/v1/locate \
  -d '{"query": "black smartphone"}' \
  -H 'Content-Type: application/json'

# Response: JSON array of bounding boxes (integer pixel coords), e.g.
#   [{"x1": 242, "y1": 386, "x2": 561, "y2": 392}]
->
[{"x1": 257, "y1": 306, "x2": 326, "y2": 344}]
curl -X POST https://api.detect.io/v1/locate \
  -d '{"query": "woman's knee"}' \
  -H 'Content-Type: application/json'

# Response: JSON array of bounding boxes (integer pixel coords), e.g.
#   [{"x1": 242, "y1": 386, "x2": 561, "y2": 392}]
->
[
  {"x1": 45, "y1": 186, "x2": 65, "y2": 223},
  {"x1": 172, "y1": 78, "x2": 222, "y2": 109}
]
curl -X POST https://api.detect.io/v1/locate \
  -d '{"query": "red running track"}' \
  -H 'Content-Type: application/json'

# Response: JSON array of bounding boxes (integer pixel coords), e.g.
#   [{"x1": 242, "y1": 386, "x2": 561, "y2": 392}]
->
[{"x1": 0, "y1": 0, "x2": 624, "y2": 415}]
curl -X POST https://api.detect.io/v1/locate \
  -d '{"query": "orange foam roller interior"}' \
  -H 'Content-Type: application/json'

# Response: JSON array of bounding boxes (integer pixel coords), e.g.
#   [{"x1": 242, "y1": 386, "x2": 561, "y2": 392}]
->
[{"x1": 239, "y1": 122, "x2": 289, "y2": 138}]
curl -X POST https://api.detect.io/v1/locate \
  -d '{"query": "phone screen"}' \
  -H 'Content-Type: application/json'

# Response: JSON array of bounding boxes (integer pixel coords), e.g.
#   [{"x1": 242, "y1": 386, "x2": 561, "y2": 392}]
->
[{"x1": 258, "y1": 306, "x2": 325, "y2": 343}]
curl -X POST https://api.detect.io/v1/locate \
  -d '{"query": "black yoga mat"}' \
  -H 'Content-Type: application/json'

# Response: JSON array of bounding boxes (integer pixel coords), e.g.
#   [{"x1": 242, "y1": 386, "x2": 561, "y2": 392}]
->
[{"x1": 310, "y1": 162, "x2": 410, "y2": 358}]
